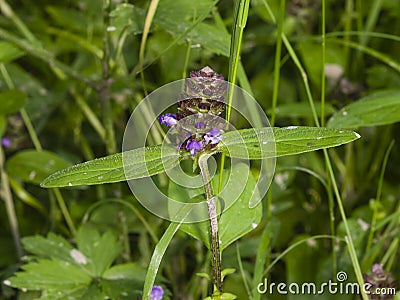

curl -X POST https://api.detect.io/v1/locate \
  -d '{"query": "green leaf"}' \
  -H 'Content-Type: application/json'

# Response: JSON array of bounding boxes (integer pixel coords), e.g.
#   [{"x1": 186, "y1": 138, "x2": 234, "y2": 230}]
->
[
  {"x1": 6, "y1": 150, "x2": 71, "y2": 184},
  {"x1": 41, "y1": 127, "x2": 358, "y2": 188},
  {"x1": 102, "y1": 263, "x2": 146, "y2": 282},
  {"x1": 102, "y1": 263, "x2": 146, "y2": 299},
  {"x1": 40, "y1": 145, "x2": 179, "y2": 188},
  {"x1": 110, "y1": 0, "x2": 229, "y2": 56},
  {"x1": 172, "y1": 163, "x2": 262, "y2": 250},
  {"x1": 22, "y1": 233, "x2": 75, "y2": 262},
  {"x1": 327, "y1": 90, "x2": 400, "y2": 128},
  {"x1": 45, "y1": 6, "x2": 101, "y2": 34},
  {"x1": 0, "y1": 89, "x2": 26, "y2": 115},
  {"x1": 9, "y1": 177, "x2": 48, "y2": 215},
  {"x1": 216, "y1": 126, "x2": 360, "y2": 159},
  {"x1": 0, "y1": 41, "x2": 25, "y2": 62},
  {"x1": 6, "y1": 259, "x2": 92, "y2": 290},
  {"x1": 76, "y1": 225, "x2": 121, "y2": 276},
  {"x1": 109, "y1": 4, "x2": 145, "y2": 35}
]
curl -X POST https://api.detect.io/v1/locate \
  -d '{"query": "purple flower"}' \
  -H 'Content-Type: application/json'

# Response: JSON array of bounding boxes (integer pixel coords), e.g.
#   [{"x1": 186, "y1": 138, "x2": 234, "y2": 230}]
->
[
  {"x1": 204, "y1": 128, "x2": 222, "y2": 145},
  {"x1": 195, "y1": 122, "x2": 205, "y2": 129},
  {"x1": 1, "y1": 137, "x2": 11, "y2": 148},
  {"x1": 186, "y1": 140, "x2": 203, "y2": 155},
  {"x1": 158, "y1": 113, "x2": 177, "y2": 127},
  {"x1": 150, "y1": 286, "x2": 164, "y2": 300}
]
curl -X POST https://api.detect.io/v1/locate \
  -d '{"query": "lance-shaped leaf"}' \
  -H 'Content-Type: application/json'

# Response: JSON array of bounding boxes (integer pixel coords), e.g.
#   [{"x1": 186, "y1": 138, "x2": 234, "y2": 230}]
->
[
  {"x1": 41, "y1": 127, "x2": 359, "y2": 188},
  {"x1": 216, "y1": 126, "x2": 360, "y2": 159},
  {"x1": 40, "y1": 145, "x2": 179, "y2": 188},
  {"x1": 327, "y1": 90, "x2": 400, "y2": 128}
]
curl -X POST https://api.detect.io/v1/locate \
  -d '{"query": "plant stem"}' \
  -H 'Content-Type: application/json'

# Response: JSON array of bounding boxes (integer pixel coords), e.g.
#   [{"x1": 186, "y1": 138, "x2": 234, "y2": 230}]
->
[
  {"x1": 100, "y1": 0, "x2": 116, "y2": 155},
  {"x1": 139, "y1": 0, "x2": 160, "y2": 96},
  {"x1": 198, "y1": 154, "x2": 222, "y2": 293},
  {"x1": 0, "y1": 146, "x2": 23, "y2": 258}
]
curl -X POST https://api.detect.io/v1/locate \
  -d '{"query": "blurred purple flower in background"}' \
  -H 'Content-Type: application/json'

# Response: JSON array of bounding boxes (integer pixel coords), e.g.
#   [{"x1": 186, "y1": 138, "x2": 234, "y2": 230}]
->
[
  {"x1": 150, "y1": 285, "x2": 164, "y2": 300},
  {"x1": 1, "y1": 137, "x2": 12, "y2": 148}
]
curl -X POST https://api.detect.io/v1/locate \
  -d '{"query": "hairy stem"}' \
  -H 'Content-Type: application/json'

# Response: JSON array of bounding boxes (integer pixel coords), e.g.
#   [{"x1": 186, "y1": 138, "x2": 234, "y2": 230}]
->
[{"x1": 198, "y1": 154, "x2": 222, "y2": 293}]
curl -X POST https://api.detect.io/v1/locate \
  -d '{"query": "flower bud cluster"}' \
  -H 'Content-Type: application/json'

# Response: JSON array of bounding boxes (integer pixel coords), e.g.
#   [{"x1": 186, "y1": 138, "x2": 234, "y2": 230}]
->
[{"x1": 159, "y1": 66, "x2": 226, "y2": 155}]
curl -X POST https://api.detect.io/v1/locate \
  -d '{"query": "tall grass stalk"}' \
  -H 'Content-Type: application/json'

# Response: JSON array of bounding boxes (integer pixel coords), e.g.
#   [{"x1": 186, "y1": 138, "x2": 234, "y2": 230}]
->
[
  {"x1": 0, "y1": 63, "x2": 76, "y2": 236},
  {"x1": 365, "y1": 140, "x2": 395, "y2": 254},
  {"x1": 261, "y1": 2, "x2": 367, "y2": 298}
]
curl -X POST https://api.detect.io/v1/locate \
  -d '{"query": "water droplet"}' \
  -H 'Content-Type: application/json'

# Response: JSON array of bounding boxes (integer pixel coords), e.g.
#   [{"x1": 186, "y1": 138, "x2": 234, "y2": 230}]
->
[
  {"x1": 287, "y1": 126, "x2": 298, "y2": 129},
  {"x1": 306, "y1": 239, "x2": 317, "y2": 247},
  {"x1": 83, "y1": 172, "x2": 87, "y2": 175},
  {"x1": 316, "y1": 137, "x2": 322, "y2": 140},
  {"x1": 29, "y1": 171, "x2": 36, "y2": 180},
  {"x1": 3, "y1": 280, "x2": 11, "y2": 286},
  {"x1": 355, "y1": 132, "x2": 361, "y2": 138},
  {"x1": 70, "y1": 249, "x2": 87, "y2": 264},
  {"x1": 262, "y1": 141, "x2": 268, "y2": 145},
  {"x1": 357, "y1": 218, "x2": 369, "y2": 231},
  {"x1": 107, "y1": 26, "x2": 116, "y2": 32},
  {"x1": 342, "y1": 111, "x2": 348, "y2": 116},
  {"x1": 251, "y1": 223, "x2": 258, "y2": 229},
  {"x1": 97, "y1": 176, "x2": 103, "y2": 180},
  {"x1": 68, "y1": 182, "x2": 72, "y2": 186}
]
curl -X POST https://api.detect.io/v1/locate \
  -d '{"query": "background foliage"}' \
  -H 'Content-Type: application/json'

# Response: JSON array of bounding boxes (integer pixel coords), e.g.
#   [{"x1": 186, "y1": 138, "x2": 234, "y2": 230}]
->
[{"x1": 0, "y1": 0, "x2": 399, "y2": 299}]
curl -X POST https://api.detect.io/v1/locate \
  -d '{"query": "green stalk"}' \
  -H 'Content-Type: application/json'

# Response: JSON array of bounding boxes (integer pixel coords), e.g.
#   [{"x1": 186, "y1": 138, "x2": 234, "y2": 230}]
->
[
  {"x1": 0, "y1": 28, "x2": 95, "y2": 87},
  {"x1": 218, "y1": 0, "x2": 249, "y2": 194},
  {"x1": 0, "y1": 64, "x2": 76, "y2": 237},
  {"x1": 320, "y1": 0, "x2": 337, "y2": 276},
  {"x1": 343, "y1": 0, "x2": 353, "y2": 73},
  {"x1": 270, "y1": 0, "x2": 285, "y2": 127},
  {"x1": 365, "y1": 140, "x2": 395, "y2": 254},
  {"x1": 71, "y1": 88, "x2": 106, "y2": 142},
  {"x1": 236, "y1": 242, "x2": 251, "y2": 298},
  {"x1": 324, "y1": 150, "x2": 368, "y2": 300},
  {"x1": 261, "y1": 2, "x2": 367, "y2": 298},
  {"x1": 53, "y1": 189, "x2": 77, "y2": 236},
  {"x1": 138, "y1": 0, "x2": 160, "y2": 96},
  {"x1": 226, "y1": 0, "x2": 249, "y2": 121},
  {"x1": 0, "y1": 146, "x2": 23, "y2": 258},
  {"x1": 198, "y1": 154, "x2": 222, "y2": 293},
  {"x1": 320, "y1": 0, "x2": 326, "y2": 127},
  {"x1": 0, "y1": 0, "x2": 38, "y2": 43},
  {"x1": 100, "y1": 0, "x2": 116, "y2": 155},
  {"x1": 354, "y1": 0, "x2": 384, "y2": 71}
]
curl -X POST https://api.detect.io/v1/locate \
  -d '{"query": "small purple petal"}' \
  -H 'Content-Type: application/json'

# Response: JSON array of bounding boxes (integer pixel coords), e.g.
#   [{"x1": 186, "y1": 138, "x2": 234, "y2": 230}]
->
[
  {"x1": 158, "y1": 114, "x2": 177, "y2": 127},
  {"x1": 150, "y1": 286, "x2": 164, "y2": 300},
  {"x1": 1, "y1": 137, "x2": 12, "y2": 148},
  {"x1": 204, "y1": 128, "x2": 222, "y2": 145},
  {"x1": 186, "y1": 140, "x2": 203, "y2": 155},
  {"x1": 195, "y1": 122, "x2": 205, "y2": 129}
]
